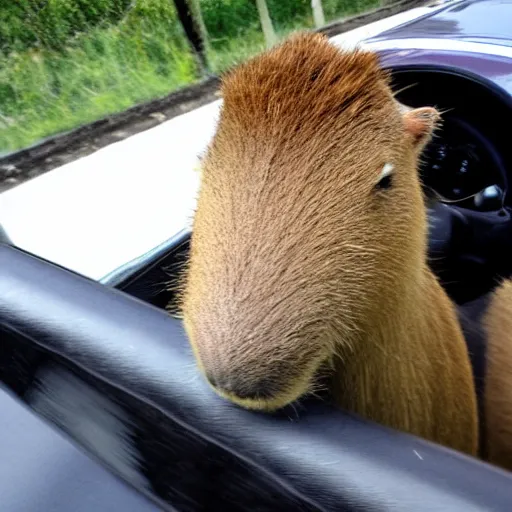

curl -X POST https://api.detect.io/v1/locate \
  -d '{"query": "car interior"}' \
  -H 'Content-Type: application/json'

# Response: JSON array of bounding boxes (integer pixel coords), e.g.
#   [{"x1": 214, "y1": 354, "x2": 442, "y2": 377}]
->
[{"x1": 3, "y1": 63, "x2": 512, "y2": 511}]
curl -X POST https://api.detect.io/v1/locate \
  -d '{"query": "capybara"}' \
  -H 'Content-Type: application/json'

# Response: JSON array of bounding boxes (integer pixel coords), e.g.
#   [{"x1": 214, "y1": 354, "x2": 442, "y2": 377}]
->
[{"x1": 178, "y1": 32, "x2": 512, "y2": 466}]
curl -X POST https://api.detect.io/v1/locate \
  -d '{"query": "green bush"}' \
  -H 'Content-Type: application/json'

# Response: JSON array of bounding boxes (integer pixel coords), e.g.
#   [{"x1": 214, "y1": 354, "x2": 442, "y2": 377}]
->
[
  {"x1": 1, "y1": 0, "x2": 381, "y2": 55},
  {"x1": 1, "y1": 0, "x2": 132, "y2": 53},
  {"x1": 323, "y1": 0, "x2": 380, "y2": 19},
  {"x1": 200, "y1": 0, "x2": 378, "y2": 45},
  {"x1": 201, "y1": 0, "x2": 259, "y2": 42},
  {"x1": 0, "y1": 0, "x2": 381, "y2": 152},
  {"x1": 201, "y1": 0, "x2": 312, "y2": 44},
  {"x1": 0, "y1": 18, "x2": 197, "y2": 152},
  {"x1": 0, "y1": 4, "x2": 34, "y2": 53},
  {"x1": 266, "y1": 0, "x2": 311, "y2": 28}
]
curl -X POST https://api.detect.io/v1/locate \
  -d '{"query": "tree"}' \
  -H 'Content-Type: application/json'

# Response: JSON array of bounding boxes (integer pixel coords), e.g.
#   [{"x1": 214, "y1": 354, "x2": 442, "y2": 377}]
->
[
  {"x1": 172, "y1": 0, "x2": 210, "y2": 74},
  {"x1": 311, "y1": 0, "x2": 325, "y2": 28},
  {"x1": 255, "y1": 0, "x2": 277, "y2": 48}
]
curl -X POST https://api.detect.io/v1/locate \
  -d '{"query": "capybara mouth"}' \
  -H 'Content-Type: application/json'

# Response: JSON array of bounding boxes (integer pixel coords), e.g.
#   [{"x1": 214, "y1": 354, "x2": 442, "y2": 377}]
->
[
  {"x1": 206, "y1": 361, "x2": 333, "y2": 413},
  {"x1": 202, "y1": 369, "x2": 312, "y2": 412},
  {"x1": 211, "y1": 385, "x2": 308, "y2": 413}
]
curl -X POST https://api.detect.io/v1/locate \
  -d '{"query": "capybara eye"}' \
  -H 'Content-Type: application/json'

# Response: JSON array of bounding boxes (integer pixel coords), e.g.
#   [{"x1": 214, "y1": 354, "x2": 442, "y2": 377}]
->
[
  {"x1": 375, "y1": 162, "x2": 394, "y2": 191},
  {"x1": 376, "y1": 173, "x2": 393, "y2": 190}
]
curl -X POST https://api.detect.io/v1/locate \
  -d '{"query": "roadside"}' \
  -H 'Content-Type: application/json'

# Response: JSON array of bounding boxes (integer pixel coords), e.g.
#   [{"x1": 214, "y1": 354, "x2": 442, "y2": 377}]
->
[
  {"x1": 0, "y1": 78, "x2": 220, "y2": 194},
  {"x1": 0, "y1": 0, "x2": 430, "y2": 195}
]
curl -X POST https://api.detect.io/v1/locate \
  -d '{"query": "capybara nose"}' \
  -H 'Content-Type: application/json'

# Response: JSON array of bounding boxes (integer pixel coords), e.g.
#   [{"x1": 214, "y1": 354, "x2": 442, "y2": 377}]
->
[{"x1": 205, "y1": 372, "x2": 276, "y2": 400}]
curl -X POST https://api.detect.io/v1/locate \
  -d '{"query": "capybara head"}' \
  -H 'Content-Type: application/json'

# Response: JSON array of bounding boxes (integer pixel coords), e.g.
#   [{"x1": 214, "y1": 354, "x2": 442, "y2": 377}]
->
[{"x1": 181, "y1": 32, "x2": 440, "y2": 411}]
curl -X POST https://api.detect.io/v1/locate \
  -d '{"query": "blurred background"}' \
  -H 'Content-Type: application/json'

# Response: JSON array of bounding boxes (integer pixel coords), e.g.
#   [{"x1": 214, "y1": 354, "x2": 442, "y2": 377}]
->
[{"x1": 0, "y1": 0, "x2": 383, "y2": 156}]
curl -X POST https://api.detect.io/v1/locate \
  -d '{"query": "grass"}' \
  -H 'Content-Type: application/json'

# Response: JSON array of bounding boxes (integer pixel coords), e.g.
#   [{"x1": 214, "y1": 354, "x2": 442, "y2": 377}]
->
[
  {"x1": 206, "y1": 14, "x2": 334, "y2": 73},
  {"x1": 0, "y1": 22, "x2": 198, "y2": 153},
  {"x1": 0, "y1": 0, "x2": 379, "y2": 154}
]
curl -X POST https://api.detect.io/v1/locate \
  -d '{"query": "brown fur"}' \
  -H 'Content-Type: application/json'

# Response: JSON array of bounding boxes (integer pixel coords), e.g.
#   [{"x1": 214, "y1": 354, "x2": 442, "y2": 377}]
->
[
  {"x1": 484, "y1": 280, "x2": 512, "y2": 469},
  {"x1": 180, "y1": 32, "x2": 479, "y2": 456}
]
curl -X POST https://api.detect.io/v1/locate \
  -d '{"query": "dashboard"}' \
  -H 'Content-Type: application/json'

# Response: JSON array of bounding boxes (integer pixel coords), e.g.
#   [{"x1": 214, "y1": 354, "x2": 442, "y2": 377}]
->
[
  {"x1": 421, "y1": 116, "x2": 505, "y2": 210},
  {"x1": 390, "y1": 68, "x2": 510, "y2": 212},
  {"x1": 389, "y1": 68, "x2": 512, "y2": 304}
]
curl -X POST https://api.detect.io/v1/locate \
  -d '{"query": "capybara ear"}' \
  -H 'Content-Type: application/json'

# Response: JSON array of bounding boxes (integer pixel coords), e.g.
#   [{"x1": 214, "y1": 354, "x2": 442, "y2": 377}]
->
[{"x1": 403, "y1": 107, "x2": 441, "y2": 150}]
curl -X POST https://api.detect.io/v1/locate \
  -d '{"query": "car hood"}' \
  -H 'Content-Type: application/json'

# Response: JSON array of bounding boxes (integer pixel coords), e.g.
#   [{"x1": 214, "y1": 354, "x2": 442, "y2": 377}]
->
[{"x1": 369, "y1": 0, "x2": 512, "y2": 47}]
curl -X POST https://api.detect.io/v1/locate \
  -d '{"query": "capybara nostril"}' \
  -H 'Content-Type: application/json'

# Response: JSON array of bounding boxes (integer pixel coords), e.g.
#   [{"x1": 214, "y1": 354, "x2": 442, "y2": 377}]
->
[
  {"x1": 205, "y1": 371, "x2": 217, "y2": 388},
  {"x1": 208, "y1": 372, "x2": 278, "y2": 401}
]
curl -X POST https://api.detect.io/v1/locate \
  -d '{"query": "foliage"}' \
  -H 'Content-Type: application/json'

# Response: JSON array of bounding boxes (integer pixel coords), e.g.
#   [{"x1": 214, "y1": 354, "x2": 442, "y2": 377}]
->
[
  {"x1": 1, "y1": 0, "x2": 380, "y2": 55},
  {"x1": 0, "y1": 0, "x2": 380, "y2": 152},
  {"x1": 1, "y1": 0, "x2": 133, "y2": 53},
  {"x1": 0, "y1": 18, "x2": 196, "y2": 151}
]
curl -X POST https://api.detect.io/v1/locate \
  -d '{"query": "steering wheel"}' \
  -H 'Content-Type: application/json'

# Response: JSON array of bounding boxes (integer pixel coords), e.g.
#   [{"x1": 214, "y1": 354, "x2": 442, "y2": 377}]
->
[{"x1": 423, "y1": 116, "x2": 512, "y2": 304}]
